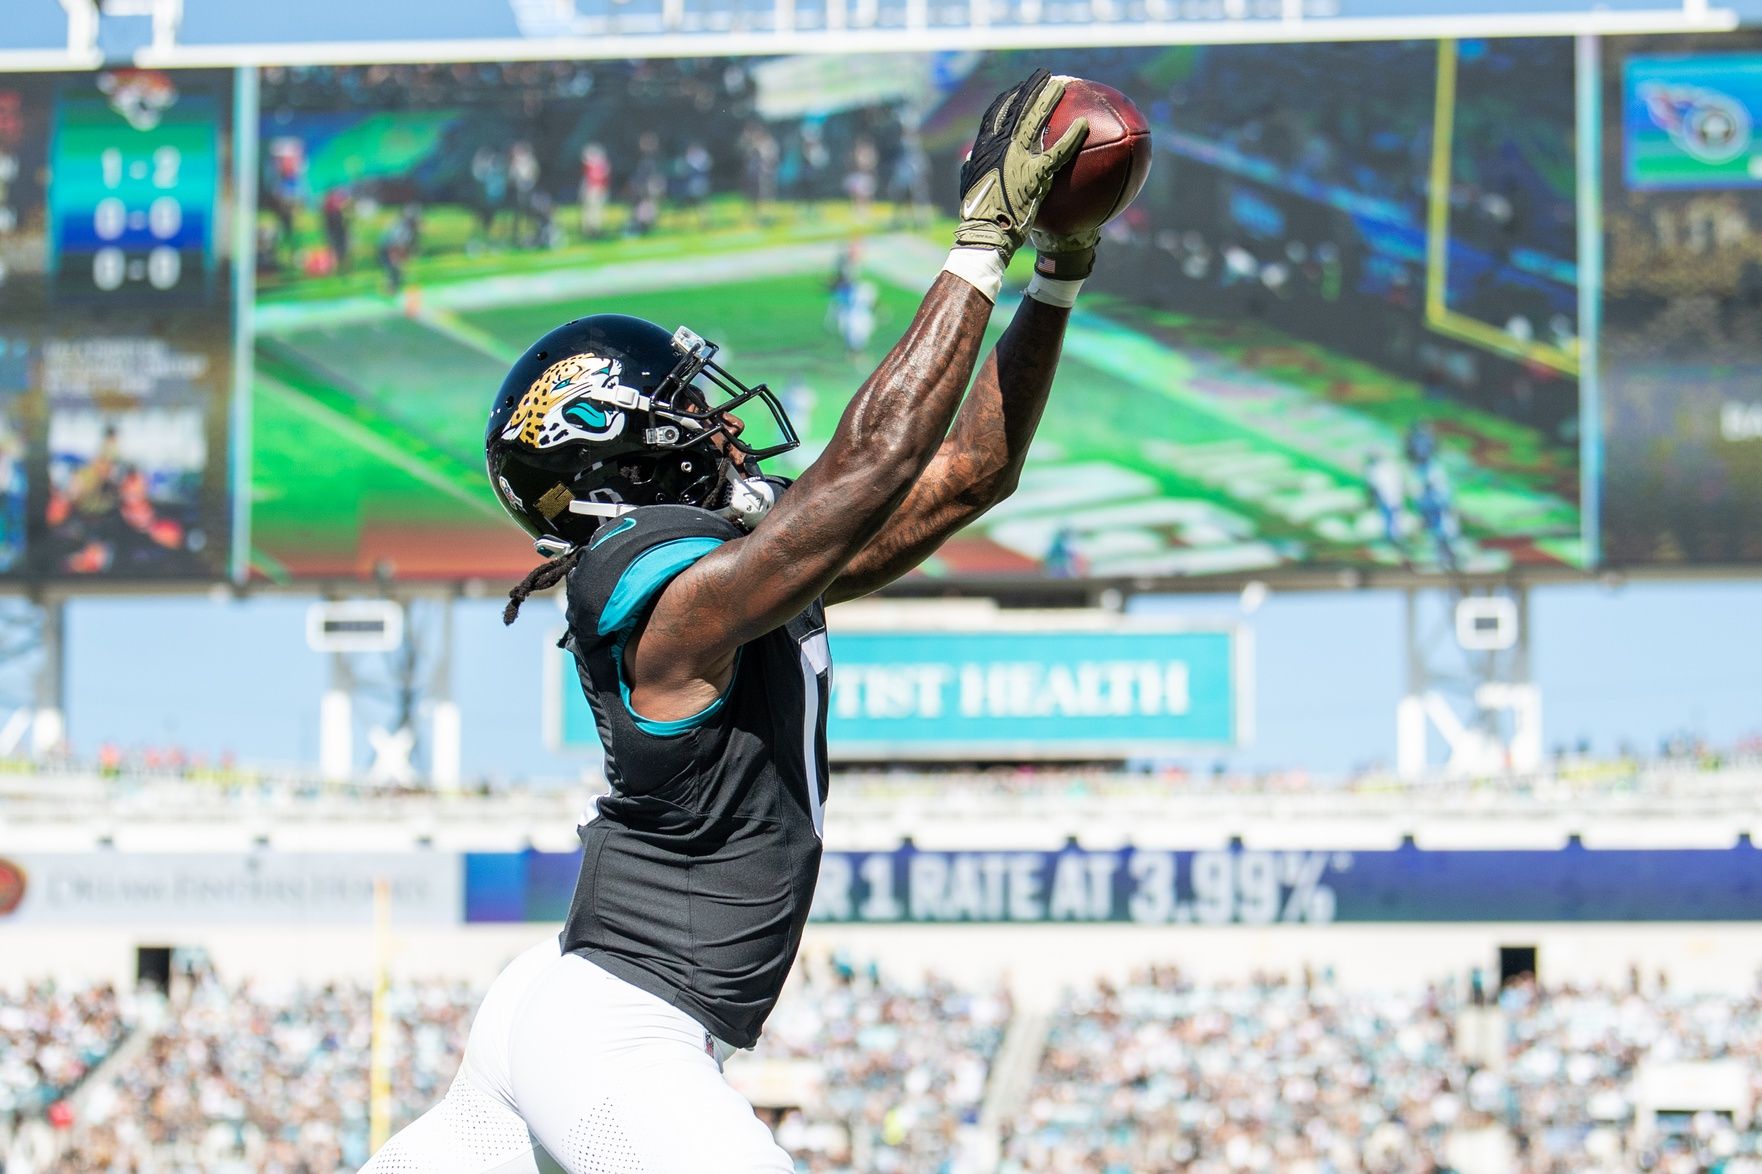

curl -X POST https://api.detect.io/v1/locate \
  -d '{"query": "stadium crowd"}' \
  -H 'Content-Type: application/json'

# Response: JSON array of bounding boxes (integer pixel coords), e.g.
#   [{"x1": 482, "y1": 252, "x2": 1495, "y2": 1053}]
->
[
  {"x1": 12, "y1": 957, "x2": 1005, "y2": 1174},
  {"x1": 43, "y1": 967, "x2": 475, "y2": 1173},
  {"x1": 0, "y1": 980, "x2": 132, "y2": 1169},
  {"x1": 751, "y1": 956, "x2": 1012, "y2": 1172},
  {"x1": 3, "y1": 960, "x2": 1760, "y2": 1172},
  {"x1": 1002, "y1": 967, "x2": 1762, "y2": 1174}
]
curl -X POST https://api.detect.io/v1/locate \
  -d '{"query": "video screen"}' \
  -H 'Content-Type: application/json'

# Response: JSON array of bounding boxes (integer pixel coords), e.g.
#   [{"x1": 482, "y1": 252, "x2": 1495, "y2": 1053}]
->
[
  {"x1": 249, "y1": 44, "x2": 1583, "y2": 584},
  {"x1": 0, "y1": 68, "x2": 233, "y2": 581},
  {"x1": 1602, "y1": 36, "x2": 1762, "y2": 567}
]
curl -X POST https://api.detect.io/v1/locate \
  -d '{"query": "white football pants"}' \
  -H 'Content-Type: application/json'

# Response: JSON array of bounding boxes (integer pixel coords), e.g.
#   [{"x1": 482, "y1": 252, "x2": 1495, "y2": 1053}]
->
[{"x1": 358, "y1": 938, "x2": 794, "y2": 1173}]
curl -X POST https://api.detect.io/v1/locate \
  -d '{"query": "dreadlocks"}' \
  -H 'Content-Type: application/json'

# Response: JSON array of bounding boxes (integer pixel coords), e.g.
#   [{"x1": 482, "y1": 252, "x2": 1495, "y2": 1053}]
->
[{"x1": 503, "y1": 546, "x2": 584, "y2": 625}]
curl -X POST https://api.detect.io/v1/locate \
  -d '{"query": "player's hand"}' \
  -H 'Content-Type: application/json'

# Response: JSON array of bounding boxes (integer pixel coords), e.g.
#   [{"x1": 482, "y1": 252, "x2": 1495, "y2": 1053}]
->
[
  {"x1": 1029, "y1": 224, "x2": 1101, "y2": 281},
  {"x1": 955, "y1": 70, "x2": 1088, "y2": 263}
]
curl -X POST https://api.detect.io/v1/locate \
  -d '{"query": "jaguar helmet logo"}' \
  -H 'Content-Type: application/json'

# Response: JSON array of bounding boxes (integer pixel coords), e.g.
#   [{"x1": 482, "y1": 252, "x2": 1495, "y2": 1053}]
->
[{"x1": 503, "y1": 352, "x2": 629, "y2": 450}]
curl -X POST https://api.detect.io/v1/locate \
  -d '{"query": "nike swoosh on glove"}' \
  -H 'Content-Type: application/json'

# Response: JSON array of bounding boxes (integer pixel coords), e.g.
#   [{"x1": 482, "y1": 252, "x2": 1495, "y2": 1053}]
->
[{"x1": 953, "y1": 69, "x2": 1089, "y2": 264}]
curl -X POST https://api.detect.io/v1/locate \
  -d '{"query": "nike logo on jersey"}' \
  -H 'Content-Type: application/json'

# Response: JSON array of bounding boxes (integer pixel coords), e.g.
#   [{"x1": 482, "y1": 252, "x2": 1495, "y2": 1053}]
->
[{"x1": 590, "y1": 516, "x2": 637, "y2": 550}]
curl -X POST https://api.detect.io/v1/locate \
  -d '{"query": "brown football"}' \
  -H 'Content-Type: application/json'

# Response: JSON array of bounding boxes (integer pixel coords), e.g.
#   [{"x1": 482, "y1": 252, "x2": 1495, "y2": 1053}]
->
[{"x1": 1034, "y1": 78, "x2": 1153, "y2": 236}]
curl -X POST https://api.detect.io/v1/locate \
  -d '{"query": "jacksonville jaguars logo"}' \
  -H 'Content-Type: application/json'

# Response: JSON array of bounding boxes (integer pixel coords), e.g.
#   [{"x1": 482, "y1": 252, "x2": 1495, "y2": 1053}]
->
[
  {"x1": 502, "y1": 352, "x2": 629, "y2": 450},
  {"x1": 98, "y1": 70, "x2": 179, "y2": 133},
  {"x1": 1640, "y1": 81, "x2": 1752, "y2": 165}
]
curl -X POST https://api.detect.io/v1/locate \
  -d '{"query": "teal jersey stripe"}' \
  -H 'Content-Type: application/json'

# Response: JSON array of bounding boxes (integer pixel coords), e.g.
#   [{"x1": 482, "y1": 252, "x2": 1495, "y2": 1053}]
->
[
  {"x1": 614, "y1": 645, "x2": 742, "y2": 737},
  {"x1": 597, "y1": 534, "x2": 729, "y2": 736},
  {"x1": 597, "y1": 536, "x2": 725, "y2": 637}
]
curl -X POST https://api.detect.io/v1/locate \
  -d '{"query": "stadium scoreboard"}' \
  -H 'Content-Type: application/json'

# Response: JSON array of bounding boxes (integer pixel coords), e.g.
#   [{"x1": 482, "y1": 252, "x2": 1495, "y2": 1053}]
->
[
  {"x1": 0, "y1": 69, "x2": 233, "y2": 583},
  {"x1": 0, "y1": 37, "x2": 1754, "y2": 586}
]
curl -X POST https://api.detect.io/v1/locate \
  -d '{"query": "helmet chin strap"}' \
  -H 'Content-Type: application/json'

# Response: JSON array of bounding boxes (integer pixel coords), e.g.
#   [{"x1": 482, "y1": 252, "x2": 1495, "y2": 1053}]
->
[{"x1": 716, "y1": 461, "x2": 777, "y2": 531}]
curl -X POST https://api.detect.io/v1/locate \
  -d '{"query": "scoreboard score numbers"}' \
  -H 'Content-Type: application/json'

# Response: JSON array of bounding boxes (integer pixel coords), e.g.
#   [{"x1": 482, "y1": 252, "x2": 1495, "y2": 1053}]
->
[{"x1": 49, "y1": 72, "x2": 220, "y2": 302}]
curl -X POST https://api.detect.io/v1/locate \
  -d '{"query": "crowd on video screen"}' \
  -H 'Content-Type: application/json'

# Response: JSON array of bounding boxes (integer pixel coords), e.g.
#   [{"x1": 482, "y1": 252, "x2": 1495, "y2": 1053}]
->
[
  {"x1": 256, "y1": 59, "x2": 935, "y2": 289},
  {"x1": 1085, "y1": 39, "x2": 1580, "y2": 445}
]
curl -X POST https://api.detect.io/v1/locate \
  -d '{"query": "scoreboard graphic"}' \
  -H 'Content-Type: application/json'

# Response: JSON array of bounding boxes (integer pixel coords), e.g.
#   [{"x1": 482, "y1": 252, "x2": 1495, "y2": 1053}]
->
[
  {"x1": 47, "y1": 72, "x2": 221, "y2": 302},
  {"x1": 0, "y1": 70, "x2": 234, "y2": 582}
]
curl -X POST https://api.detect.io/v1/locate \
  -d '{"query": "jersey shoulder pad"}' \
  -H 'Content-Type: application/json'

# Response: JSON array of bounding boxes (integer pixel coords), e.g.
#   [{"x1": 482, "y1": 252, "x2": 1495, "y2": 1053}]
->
[{"x1": 565, "y1": 505, "x2": 741, "y2": 646}]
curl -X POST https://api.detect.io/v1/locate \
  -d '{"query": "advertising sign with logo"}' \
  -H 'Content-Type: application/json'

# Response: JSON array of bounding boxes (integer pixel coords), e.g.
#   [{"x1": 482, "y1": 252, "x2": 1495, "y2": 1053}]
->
[{"x1": 0, "y1": 852, "x2": 460, "y2": 925}]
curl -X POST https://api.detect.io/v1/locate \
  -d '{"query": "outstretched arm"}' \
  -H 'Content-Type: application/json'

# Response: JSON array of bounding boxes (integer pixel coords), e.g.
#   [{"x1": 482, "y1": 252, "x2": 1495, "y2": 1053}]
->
[
  {"x1": 626, "y1": 70, "x2": 1087, "y2": 721},
  {"x1": 826, "y1": 213, "x2": 1101, "y2": 602},
  {"x1": 826, "y1": 293, "x2": 1070, "y2": 603},
  {"x1": 641, "y1": 275, "x2": 992, "y2": 681}
]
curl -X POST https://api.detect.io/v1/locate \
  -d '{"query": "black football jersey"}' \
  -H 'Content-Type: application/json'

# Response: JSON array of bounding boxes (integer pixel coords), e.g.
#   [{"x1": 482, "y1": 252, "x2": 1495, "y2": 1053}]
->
[{"x1": 556, "y1": 504, "x2": 830, "y2": 1048}]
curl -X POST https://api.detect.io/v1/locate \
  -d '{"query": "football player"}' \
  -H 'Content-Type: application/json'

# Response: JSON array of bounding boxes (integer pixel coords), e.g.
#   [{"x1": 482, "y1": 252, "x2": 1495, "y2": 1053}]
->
[{"x1": 361, "y1": 68, "x2": 1093, "y2": 1173}]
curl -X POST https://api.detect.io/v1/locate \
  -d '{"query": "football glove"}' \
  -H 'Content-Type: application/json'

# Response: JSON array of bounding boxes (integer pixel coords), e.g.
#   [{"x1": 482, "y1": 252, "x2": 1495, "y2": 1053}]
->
[{"x1": 954, "y1": 70, "x2": 1089, "y2": 263}]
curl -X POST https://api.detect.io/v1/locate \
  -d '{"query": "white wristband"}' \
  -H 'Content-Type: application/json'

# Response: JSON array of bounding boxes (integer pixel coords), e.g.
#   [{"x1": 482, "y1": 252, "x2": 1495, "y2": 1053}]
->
[
  {"x1": 941, "y1": 247, "x2": 1007, "y2": 304},
  {"x1": 1026, "y1": 273, "x2": 1084, "y2": 309}
]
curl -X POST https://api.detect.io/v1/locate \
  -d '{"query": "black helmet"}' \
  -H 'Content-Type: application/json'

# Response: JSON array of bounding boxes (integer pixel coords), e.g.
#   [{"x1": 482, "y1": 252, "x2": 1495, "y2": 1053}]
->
[{"x1": 484, "y1": 314, "x2": 799, "y2": 555}]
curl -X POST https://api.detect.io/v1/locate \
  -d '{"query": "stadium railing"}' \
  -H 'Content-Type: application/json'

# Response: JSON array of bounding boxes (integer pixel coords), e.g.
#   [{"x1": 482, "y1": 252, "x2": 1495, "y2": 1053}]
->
[{"x1": 0, "y1": 754, "x2": 1758, "y2": 852}]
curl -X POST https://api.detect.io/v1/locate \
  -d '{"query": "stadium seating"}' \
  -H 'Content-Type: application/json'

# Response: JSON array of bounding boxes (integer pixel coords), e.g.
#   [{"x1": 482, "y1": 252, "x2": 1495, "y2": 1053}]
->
[
  {"x1": 1003, "y1": 969, "x2": 1762, "y2": 1173},
  {"x1": 0, "y1": 980, "x2": 131, "y2": 1119},
  {"x1": 52, "y1": 968, "x2": 476, "y2": 1172},
  {"x1": 23, "y1": 961, "x2": 1762, "y2": 1173},
  {"x1": 750, "y1": 959, "x2": 1012, "y2": 1171}
]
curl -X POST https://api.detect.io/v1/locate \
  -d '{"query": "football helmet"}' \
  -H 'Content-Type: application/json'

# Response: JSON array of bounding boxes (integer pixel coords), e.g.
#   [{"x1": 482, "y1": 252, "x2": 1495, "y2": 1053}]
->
[{"x1": 485, "y1": 314, "x2": 799, "y2": 555}]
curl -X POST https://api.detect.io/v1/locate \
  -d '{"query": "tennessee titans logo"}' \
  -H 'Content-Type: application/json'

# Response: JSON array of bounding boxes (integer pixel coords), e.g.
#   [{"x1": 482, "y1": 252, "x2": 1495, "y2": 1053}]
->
[
  {"x1": 1640, "y1": 81, "x2": 1752, "y2": 165},
  {"x1": 503, "y1": 353, "x2": 629, "y2": 450}
]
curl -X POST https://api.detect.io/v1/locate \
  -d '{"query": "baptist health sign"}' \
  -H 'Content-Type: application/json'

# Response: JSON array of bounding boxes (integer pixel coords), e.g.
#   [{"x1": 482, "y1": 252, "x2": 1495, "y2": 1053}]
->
[{"x1": 551, "y1": 616, "x2": 1247, "y2": 759}]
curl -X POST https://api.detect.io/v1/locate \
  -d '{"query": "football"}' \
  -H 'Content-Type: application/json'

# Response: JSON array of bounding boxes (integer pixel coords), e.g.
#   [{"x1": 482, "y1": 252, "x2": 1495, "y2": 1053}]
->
[{"x1": 1034, "y1": 77, "x2": 1154, "y2": 236}]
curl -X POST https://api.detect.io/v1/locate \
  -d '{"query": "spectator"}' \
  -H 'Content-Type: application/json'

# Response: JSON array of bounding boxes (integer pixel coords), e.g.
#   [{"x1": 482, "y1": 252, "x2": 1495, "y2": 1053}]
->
[{"x1": 578, "y1": 143, "x2": 611, "y2": 239}]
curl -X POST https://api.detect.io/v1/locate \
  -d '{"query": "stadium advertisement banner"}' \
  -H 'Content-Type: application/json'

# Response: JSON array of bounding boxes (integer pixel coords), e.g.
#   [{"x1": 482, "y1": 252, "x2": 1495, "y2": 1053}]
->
[
  {"x1": 462, "y1": 843, "x2": 1762, "y2": 925},
  {"x1": 824, "y1": 626, "x2": 1244, "y2": 758},
  {"x1": 1623, "y1": 54, "x2": 1762, "y2": 190},
  {"x1": 0, "y1": 852, "x2": 460, "y2": 925},
  {"x1": 247, "y1": 42, "x2": 1583, "y2": 585},
  {"x1": 549, "y1": 622, "x2": 1245, "y2": 758}
]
